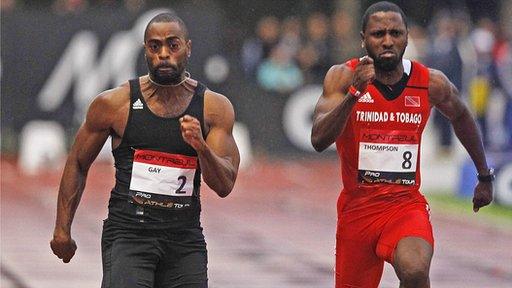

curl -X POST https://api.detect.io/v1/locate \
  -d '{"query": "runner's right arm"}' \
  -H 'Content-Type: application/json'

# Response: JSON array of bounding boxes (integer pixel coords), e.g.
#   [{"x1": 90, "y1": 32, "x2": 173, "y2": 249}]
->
[
  {"x1": 311, "y1": 57, "x2": 375, "y2": 152},
  {"x1": 50, "y1": 89, "x2": 120, "y2": 263},
  {"x1": 180, "y1": 90, "x2": 240, "y2": 198}
]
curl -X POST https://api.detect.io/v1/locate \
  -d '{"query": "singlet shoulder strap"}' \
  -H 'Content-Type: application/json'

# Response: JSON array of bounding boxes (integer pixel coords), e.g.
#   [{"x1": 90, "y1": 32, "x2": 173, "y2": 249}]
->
[
  {"x1": 407, "y1": 61, "x2": 429, "y2": 90},
  {"x1": 113, "y1": 79, "x2": 140, "y2": 150},
  {"x1": 195, "y1": 81, "x2": 207, "y2": 98},
  {"x1": 128, "y1": 78, "x2": 143, "y2": 104},
  {"x1": 187, "y1": 81, "x2": 207, "y2": 138}
]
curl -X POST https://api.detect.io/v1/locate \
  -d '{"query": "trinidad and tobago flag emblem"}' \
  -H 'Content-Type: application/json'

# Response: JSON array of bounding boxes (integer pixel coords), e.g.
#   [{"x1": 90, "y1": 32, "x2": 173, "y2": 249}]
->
[{"x1": 405, "y1": 96, "x2": 420, "y2": 107}]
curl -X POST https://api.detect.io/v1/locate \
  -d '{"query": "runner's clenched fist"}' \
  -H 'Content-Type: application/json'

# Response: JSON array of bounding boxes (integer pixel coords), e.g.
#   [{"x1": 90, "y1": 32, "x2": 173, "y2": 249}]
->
[
  {"x1": 352, "y1": 56, "x2": 376, "y2": 92},
  {"x1": 180, "y1": 115, "x2": 206, "y2": 151}
]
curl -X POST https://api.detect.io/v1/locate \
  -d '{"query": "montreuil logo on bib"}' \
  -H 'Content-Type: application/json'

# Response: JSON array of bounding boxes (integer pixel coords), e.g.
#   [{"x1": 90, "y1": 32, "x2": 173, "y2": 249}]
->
[{"x1": 405, "y1": 96, "x2": 420, "y2": 107}]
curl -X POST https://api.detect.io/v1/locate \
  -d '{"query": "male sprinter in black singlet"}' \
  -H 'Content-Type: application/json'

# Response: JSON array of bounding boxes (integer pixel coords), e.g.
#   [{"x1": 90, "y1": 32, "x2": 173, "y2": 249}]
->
[{"x1": 50, "y1": 13, "x2": 240, "y2": 288}]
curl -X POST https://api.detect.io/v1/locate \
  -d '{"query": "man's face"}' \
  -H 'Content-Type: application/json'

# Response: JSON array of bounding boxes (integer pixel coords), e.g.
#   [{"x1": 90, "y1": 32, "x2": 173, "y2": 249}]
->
[
  {"x1": 362, "y1": 11, "x2": 407, "y2": 71},
  {"x1": 144, "y1": 22, "x2": 191, "y2": 85}
]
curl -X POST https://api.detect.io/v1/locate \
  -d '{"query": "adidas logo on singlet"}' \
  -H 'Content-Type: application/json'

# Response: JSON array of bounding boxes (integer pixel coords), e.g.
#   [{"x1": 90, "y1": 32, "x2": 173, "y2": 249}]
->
[
  {"x1": 358, "y1": 92, "x2": 374, "y2": 103},
  {"x1": 132, "y1": 98, "x2": 144, "y2": 110}
]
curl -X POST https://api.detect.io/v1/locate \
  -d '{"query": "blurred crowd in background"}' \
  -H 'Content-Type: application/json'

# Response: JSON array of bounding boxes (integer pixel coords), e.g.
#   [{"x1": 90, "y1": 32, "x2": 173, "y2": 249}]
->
[
  {"x1": 2, "y1": 0, "x2": 511, "y2": 154},
  {"x1": 0, "y1": 0, "x2": 146, "y2": 13},
  {"x1": 240, "y1": 8, "x2": 512, "y2": 154}
]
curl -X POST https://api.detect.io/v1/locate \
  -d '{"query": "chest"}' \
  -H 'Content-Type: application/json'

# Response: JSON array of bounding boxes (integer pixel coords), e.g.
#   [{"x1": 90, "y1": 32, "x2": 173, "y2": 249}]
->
[
  {"x1": 111, "y1": 93, "x2": 197, "y2": 140},
  {"x1": 143, "y1": 94, "x2": 193, "y2": 118},
  {"x1": 352, "y1": 85, "x2": 430, "y2": 132}
]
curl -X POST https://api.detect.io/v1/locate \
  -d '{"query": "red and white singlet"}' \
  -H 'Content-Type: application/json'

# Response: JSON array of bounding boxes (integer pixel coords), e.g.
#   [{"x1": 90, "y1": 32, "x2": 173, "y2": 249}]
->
[{"x1": 337, "y1": 58, "x2": 431, "y2": 202}]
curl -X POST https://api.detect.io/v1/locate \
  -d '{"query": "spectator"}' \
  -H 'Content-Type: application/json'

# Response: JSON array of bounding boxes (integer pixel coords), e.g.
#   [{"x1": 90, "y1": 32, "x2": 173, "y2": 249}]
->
[
  {"x1": 426, "y1": 11, "x2": 464, "y2": 155},
  {"x1": 330, "y1": 10, "x2": 360, "y2": 64},
  {"x1": 53, "y1": 0, "x2": 88, "y2": 14},
  {"x1": 0, "y1": 0, "x2": 16, "y2": 11},
  {"x1": 278, "y1": 16, "x2": 302, "y2": 61},
  {"x1": 469, "y1": 18, "x2": 496, "y2": 147},
  {"x1": 257, "y1": 46, "x2": 303, "y2": 94},
  {"x1": 241, "y1": 16, "x2": 280, "y2": 79},
  {"x1": 123, "y1": 0, "x2": 145, "y2": 13},
  {"x1": 403, "y1": 23, "x2": 428, "y2": 62},
  {"x1": 492, "y1": 23, "x2": 512, "y2": 150},
  {"x1": 298, "y1": 12, "x2": 331, "y2": 84}
]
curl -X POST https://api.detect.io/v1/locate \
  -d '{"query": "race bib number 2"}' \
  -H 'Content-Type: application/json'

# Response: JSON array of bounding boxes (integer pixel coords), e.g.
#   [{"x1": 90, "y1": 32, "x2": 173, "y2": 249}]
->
[
  {"x1": 358, "y1": 129, "x2": 419, "y2": 185},
  {"x1": 130, "y1": 149, "x2": 197, "y2": 198}
]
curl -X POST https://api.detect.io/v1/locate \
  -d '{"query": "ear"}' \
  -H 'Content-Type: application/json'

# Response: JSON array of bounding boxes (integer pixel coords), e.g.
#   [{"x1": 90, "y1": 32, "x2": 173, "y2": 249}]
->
[
  {"x1": 360, "y1": 31, "x2": 365, "y2": 48},
  {"x1": 187, "y1": 40, "x2": 192, "y2": 57}
]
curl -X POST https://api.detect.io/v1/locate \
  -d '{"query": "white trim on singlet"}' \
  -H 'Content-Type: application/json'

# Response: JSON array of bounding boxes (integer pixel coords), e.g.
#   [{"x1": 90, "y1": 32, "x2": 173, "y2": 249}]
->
[{"x1": 403, "y1": 59, "x2": 412, "y2": 75}]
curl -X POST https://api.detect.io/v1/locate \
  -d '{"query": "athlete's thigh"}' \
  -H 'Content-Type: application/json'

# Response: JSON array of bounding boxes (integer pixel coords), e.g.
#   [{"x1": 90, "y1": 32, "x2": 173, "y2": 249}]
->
[
  {"x1": 392, "y1": 236, "x2": 433, "y2": 279},
  {"x1": 155, "y1": 249, "x2": 208, "y2": 288},
  {"x1": 101, "y1": 222, "x2": 161, "y2": 288},
  {"x1": 376, "y1": 202, "x2": 434, "y2": 264},
  {"x1": 335, "y1": 234, "x2": 384, "y2": 288},
  {"x1": 155, "y1": 228, "x2": 208, "y2": 288}
]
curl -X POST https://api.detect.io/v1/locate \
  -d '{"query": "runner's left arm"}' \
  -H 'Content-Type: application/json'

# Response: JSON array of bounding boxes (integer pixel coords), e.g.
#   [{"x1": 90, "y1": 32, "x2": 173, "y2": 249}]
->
[
  {"x1": 180, "y1": 91, "x2": 240, "y2": 197},
  {"x1": 429, "y1": 69, "x2": 493, "y2": 212}
]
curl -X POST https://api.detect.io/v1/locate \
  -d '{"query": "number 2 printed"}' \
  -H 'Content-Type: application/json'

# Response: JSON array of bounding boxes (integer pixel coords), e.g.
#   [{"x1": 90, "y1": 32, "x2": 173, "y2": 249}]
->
[{"x1": 175, "y1": 176, "x2": 187, "y2": 194}]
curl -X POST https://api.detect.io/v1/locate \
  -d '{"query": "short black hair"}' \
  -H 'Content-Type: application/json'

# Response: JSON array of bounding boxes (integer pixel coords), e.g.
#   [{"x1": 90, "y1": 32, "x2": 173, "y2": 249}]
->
[
  {"x1": 144, "y1": 12, "x2": 189, "y2": 41},
  {"x1": 361, "y1": 1, "x2": 407, "y2": 32}
]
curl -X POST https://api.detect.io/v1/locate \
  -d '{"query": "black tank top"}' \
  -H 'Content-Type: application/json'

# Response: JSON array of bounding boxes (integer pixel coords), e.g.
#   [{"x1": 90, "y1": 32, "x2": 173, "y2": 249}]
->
[{"x1": 107, "y1": 79, "x2": 206, "y2": 229}]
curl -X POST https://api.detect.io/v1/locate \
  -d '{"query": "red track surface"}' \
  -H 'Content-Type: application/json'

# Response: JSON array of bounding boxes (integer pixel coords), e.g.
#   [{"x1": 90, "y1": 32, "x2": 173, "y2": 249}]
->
[{"x1": 1, "y1": 157, "x2": 511, "y2": 287}]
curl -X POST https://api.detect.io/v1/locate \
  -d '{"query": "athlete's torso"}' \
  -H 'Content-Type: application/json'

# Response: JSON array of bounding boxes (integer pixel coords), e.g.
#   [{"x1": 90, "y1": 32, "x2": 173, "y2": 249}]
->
[
  {"x1": 336, "y1": 58, "x2": 431, "y2": 206},
  {"x1": 107, "y1": 78, "x2": 207, "y2": 229}
]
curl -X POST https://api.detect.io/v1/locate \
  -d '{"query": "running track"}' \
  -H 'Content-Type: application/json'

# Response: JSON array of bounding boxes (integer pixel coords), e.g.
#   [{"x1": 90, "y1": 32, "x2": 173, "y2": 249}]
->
[{"x1": 1, "y1": 157, "x2": 511, "y2": 287}]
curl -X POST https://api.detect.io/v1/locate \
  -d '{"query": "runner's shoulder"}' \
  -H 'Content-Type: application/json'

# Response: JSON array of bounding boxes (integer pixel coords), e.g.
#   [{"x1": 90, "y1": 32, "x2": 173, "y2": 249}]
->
[
  {"x1": 428, "y1": 68, "x2": 450, "y2": 89},
  {"x1": 427, "y1": 68, "x2": 453, "y2": 104},
  {"x1": 323, "y1": 63, "x2": 355, "y2": 94},
  {"x1": 90, "y1": 82, "x2": 131, "y2": 113},
  {"x1": 204, "y1": 89, "x2": 235, "y2": 127},
  {"x1": 204, "y1": 89, "x2": 233, "y2": 113}
]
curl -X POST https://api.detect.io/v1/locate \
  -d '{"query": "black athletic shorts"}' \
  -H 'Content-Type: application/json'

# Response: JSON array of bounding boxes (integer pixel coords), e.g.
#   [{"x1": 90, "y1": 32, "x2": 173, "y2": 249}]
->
[{"x1": 101, "y1": 219, "x2": 208, "y2": 288}]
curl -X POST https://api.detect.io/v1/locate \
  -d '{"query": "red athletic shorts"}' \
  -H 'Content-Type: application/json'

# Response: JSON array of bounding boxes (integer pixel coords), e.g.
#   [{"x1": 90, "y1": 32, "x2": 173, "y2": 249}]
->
[{"x1": 335, "y1": 191, "x2": 434, "y2": 288}]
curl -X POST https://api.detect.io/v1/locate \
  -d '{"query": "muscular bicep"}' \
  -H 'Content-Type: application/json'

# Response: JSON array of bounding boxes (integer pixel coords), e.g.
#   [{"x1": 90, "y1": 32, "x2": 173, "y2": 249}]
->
[
  {"x1": 313, "y1": 93, "x2": 343, "y2": 119},
  {"x1": 205, "y1": 126, "x2": 240, "y2": 168},
  {"x1": 313, "y1": 65, "x2": 353, "y2": 119},
  {"x1": 429, "y1": 69, "x2": 468, "y2": 121},
  {"x1": 204, "y1": 93, "x2": 240, "y2": 169},
  {"x1": 69, "y1": 122, "x2": 110, "y2": 171},
  {"x1": 68, "y1": 94, "x2": 114, "y2": 171}
]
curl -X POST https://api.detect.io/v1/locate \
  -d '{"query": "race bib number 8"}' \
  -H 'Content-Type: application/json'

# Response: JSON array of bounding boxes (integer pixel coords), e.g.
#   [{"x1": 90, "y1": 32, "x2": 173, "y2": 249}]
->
[
  {"x1": 358, "y1": 129, "x2": 419, "y2": 185},
  {"x1": 130, "y1": 149, "x2": 197, "y2": 197}
]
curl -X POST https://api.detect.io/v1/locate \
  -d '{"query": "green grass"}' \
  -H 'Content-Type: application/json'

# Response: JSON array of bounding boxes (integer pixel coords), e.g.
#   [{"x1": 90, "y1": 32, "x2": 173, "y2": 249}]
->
[{"x1": 425, "y1": 193, "x2": 512, "y2": 230}]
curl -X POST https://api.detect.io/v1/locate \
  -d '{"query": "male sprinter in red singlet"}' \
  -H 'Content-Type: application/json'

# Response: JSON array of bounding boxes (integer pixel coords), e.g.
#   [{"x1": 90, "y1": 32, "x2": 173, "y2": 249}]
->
[
  {"x1": 50, "y1": 13, "x2": 240, "y2": 287},
  {"x1": 311, "y1": 2, "x2": 493, "y2": 287}
]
